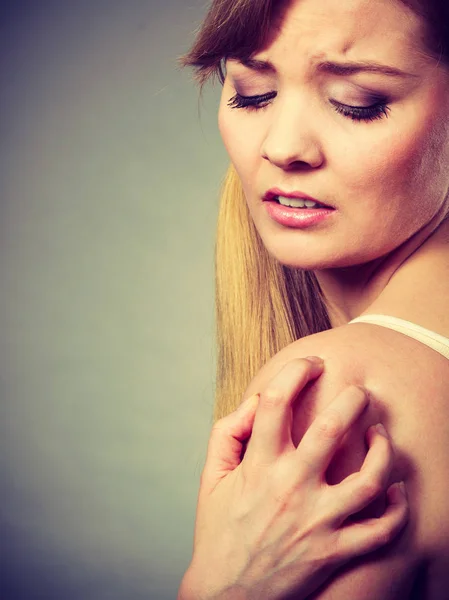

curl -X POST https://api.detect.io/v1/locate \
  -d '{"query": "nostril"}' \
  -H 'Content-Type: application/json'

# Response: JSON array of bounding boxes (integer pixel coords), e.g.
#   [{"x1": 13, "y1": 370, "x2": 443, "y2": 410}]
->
[{"x1": 262, "y1": 146, "x2": 324, "y2": 171}]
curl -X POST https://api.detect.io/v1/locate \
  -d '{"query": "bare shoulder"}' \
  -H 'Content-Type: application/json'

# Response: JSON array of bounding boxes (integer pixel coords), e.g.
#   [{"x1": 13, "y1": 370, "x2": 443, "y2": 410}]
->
[{"x1": 245, "y1": 322, "x2": 449, "y2": 598}]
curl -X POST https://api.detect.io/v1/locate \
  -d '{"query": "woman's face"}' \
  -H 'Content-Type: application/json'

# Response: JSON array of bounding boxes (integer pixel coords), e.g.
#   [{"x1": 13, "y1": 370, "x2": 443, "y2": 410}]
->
[{"x1": 218, "y1": 0, "x2": 449, "y2": 269}]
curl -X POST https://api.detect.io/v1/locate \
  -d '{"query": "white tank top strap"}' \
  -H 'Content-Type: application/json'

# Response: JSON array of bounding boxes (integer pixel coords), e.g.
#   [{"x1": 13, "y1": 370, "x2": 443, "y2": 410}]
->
[{"x1": 348, "y1": 314, "x2": 449, "y2": 360}]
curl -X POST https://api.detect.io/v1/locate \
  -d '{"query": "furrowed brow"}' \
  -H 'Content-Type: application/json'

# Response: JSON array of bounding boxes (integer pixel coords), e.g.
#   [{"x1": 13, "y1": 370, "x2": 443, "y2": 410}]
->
[
  {"x1": 316, "y1": 59, "x2": 418, "y2": 78},
  {"x1": 237, "y1": 56, "x2": 418, "y2": 79},
  {"x1": 238, "y1": 57, "x2": 276, "y2": 73}
]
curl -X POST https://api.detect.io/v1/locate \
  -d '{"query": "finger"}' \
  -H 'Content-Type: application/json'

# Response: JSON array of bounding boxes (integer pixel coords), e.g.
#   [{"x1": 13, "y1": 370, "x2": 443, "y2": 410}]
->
[
  {"x1": 334, "y1": 481, "x2": 409, "y2": 560},
  {"x1": 244, "y1": 358, "x2": 324, "y2": 466},
  {"x1": 200, "y1": 394, "x2": 259, "y2": 493},
  {"x1": 332, "y1": 424, "x2": 395, "y2": 520},
  {"x1": 295, "y1": 385, "x2": 369, "y2": 478}
]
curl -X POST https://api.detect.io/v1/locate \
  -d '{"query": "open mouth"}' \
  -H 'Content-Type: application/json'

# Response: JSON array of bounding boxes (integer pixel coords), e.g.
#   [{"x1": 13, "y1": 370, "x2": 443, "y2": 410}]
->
[
  {"x1": 273, "y1": 196, "x2": 332, "y2": 209},
  {"x1": 269, "y1": 195, "x2": 334, "y2": 210},
  {"x1": 263, "y1": 189, "x2": 334, "y2": 210},
  {"x1": 263, "y1": 194, "x2": 335, "y2": 228}
]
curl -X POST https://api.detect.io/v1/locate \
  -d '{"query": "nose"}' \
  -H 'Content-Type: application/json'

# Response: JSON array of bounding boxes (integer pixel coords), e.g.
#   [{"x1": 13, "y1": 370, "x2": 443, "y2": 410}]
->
[{"x1": 261, "y1": 95, "x2": 324, "y2": 170}]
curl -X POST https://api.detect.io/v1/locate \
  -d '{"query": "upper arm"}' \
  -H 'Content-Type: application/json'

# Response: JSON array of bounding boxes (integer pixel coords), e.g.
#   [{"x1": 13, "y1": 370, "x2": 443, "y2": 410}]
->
[{"x1": 243, "y1": 323, "x2": 449, "y2": 599}]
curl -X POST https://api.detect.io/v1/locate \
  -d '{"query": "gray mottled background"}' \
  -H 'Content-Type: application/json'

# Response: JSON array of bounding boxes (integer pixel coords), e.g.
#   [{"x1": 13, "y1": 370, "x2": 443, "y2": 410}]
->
[{"x1": 0, "y1": 1, "x2": 227, "y2": 598}]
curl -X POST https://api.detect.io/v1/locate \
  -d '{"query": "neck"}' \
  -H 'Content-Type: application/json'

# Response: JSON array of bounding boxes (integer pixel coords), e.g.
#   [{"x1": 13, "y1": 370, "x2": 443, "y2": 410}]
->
[{"x1": 315, "y1": 209, "x2": 449, "y2": 328}]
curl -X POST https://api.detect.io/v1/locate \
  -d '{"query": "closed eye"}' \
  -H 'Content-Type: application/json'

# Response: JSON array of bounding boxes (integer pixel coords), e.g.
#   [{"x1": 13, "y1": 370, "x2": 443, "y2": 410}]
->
[
  {"x1": 228, "y1": 91, "x2": 391, "y2": 122},
  {"x1": 329, "y1": 99, "x2": 390, "y2": 122},
  {"x1": 227, "y1": 91, "x2": 277, "y2": 110}
]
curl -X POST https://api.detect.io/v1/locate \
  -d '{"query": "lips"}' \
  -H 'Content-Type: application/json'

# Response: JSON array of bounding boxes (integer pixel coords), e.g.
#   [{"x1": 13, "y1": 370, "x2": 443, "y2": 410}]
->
[{"x1": 263, "y1": 187, "x2": 334, "y2": 209}]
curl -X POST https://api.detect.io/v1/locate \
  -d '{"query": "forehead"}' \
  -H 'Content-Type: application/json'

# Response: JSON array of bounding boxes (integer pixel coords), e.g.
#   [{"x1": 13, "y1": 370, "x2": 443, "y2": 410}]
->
[{"x1": 258, "y1": 0, "x2": 428, "y2": 71}]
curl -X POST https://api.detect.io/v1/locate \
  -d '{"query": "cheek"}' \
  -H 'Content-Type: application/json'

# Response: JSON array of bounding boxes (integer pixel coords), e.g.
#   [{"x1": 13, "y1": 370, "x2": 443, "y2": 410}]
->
[
  {"x1": 218, "y1": 106, "x2": 263, "y2": 187},
  {"x1": 379, "y1": 108, "x2": 449, "y2": 212},
  {"x1": 405, "y1": 114, "x2": 449, "y2": 205},
  {"x1": 343, "y1": 136, "x2": 418, "y2": 196},
  {"x1": 333, "y1": 112, "x2": 447, "y2": 208}
]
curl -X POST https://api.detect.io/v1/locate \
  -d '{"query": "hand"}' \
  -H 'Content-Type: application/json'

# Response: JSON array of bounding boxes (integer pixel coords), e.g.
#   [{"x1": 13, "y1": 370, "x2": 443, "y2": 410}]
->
[{"x1": 178, "y1": 358, "x2": 409, "y2": 600}]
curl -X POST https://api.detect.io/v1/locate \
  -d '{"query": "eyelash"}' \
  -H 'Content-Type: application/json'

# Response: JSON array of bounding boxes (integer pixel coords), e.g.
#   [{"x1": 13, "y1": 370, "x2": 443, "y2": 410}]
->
[{"x1": 227, "y1": 92, "x2": 391, "y2": 122}]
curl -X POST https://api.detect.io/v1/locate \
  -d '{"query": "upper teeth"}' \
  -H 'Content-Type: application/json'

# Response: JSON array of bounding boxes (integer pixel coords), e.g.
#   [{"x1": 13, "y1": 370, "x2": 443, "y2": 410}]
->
[{"x1": 277, "y1": 196, "x2": 319, "y2": 208}]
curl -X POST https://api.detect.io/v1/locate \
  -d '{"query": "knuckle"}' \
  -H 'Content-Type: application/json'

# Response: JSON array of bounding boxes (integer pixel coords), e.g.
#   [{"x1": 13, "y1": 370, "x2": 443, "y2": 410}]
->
[
  {"x1": 289, "y1": 359, "x2": 311, "y2": 382},
  {"x1": 289, "y1": 357, "x2": 311, "y2": 373},
  {"x1": 307, "y1": 530, "x2": 343, "y2": 569},
  {"x1": 324, "y1": 535, "x2": 344, "y2": 564},
  {"x1": 316, "y1": 408, "x2": 344, "y2": 439},
  {"x1": 260, "y1": 387, "x2": 287, "y2": 409},
  {"x1": 358, "y1": 475, "x2": 383, "y2": 502},
  {"x1": 209, "y1": 417, "x2": 233, "y2": 442},
  {"x1": 277, "y1": 359, "x2": 309, "y2": 383},
  {"x1": 370, "y1": 524, "x2": 395, "y2": 547},
  {"x1": 210, "y1": 418, "x2": 227, "y2": 436},
  {"x1": 272, "y1": 459, "x2": 299, "y2": 492}
]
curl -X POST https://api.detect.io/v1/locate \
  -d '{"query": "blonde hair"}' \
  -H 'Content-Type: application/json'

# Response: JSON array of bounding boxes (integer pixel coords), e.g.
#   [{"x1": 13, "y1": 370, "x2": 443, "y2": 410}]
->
[{"x1": 214, "y1": 165, "x2": 329, "y2": 420}]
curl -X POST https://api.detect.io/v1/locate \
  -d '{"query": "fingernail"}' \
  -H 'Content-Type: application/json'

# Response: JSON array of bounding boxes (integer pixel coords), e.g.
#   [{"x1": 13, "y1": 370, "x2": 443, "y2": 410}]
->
[
  {"x1": 305, "y1": 356, "x2": 324, "y2": 365},
  {"x1": 375, "y1": 423, "x2": 388, "y2": 437},
  {"x1": 399, "y1": 481, "x2": 407, "y2": 496}
]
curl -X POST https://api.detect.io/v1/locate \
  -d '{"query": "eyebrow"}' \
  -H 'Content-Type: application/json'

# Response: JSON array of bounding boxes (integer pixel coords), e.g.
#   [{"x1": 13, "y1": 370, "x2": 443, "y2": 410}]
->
[{"x1": 238, "y1": 57, "x2": 418, "y2": 78}]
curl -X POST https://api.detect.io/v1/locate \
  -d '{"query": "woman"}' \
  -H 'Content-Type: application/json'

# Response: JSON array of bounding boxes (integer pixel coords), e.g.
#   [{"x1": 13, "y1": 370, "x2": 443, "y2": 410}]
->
[{"x1": 179, "y1": 0, "x2": 449, "y2": 597}]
